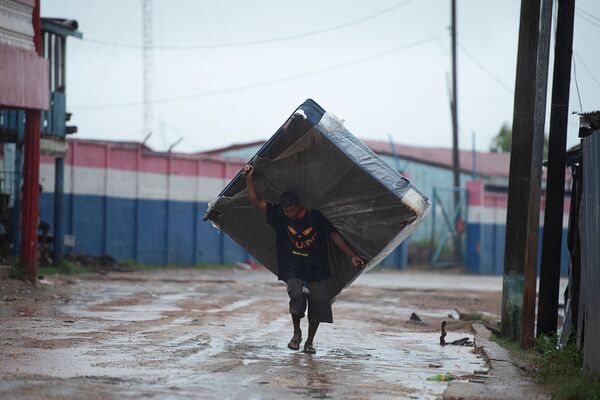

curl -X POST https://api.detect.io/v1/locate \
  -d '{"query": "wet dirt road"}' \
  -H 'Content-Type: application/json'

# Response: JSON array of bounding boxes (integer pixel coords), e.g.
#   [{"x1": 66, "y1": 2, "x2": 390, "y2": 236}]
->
[{"x1": 0, "y1": 269, "x2": 501, "y2": 399}]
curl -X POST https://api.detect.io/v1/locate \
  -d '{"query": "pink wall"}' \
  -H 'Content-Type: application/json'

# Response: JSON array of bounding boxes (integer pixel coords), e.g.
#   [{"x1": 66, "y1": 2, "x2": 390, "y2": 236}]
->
[{"x1": 41, "y1": 139, "x2": 246, "y2": 180}]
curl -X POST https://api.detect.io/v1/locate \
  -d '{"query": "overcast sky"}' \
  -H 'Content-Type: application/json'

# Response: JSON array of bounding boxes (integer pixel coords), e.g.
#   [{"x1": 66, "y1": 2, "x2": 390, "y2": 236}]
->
[{"x1": 41, "y1": 0, "x2": 600, "y2": 153}]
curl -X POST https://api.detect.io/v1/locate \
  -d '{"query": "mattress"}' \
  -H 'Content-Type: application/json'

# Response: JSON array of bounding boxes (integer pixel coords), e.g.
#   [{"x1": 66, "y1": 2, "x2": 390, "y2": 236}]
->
[{"x1": 204, "y1": 99, "x2": 430, "y2": 300}]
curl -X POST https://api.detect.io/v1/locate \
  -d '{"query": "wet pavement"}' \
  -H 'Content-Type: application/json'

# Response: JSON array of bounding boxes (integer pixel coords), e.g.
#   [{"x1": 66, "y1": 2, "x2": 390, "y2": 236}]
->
[{"x1": 0, "y1": 269, "x2": 508, "y2": 399}]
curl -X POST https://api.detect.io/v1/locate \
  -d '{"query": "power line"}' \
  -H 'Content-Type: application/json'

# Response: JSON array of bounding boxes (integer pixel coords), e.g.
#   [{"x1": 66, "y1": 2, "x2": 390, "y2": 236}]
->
[
  {"x1": 572, "y1": 55, "x2": 584, "y2": 112},
  {"x1": 457, "y1": 43, "x2": 513, "y2": 93},
  {"x1": 72, "y1": 32, "x2": 443, "y2": 110},
  {"x1": 82, "y1": 0, "x2": 413, "y2": 50},
  {"x1": 576, "y1": 10, "x2": 600, "y2": 29},
  {"x1": 574, "y1": 51, "x2": 600, "y2": 89},
  {"x1": 576, "y1": 6, "x2": 600, "y2": 24}
]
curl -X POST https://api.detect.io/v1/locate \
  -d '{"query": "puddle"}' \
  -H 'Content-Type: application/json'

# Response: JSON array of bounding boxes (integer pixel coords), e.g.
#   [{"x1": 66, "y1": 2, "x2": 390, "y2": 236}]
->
[{"x1": 1, "y1": 270, "x2": 490, "y2": 399}]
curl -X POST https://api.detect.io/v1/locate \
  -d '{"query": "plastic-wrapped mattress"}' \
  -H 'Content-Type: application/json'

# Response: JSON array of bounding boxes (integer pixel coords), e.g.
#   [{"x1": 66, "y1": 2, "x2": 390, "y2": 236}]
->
[{"x1": 204, "y1": 99, "x2": 430, "y2": 300}]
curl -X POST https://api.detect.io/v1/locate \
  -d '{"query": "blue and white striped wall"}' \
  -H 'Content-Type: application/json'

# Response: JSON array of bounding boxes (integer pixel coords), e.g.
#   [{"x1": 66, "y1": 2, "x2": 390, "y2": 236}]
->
[
  {"x1": 466, "y1": 181, "x2": 570, "y2": 276},
  {"x1": 39, "y1": 139, "x2": 408, "y2": 268}
]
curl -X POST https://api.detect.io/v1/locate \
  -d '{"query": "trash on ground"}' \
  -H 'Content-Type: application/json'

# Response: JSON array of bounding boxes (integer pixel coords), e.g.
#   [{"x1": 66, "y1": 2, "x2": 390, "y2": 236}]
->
[
  {"x1": 409, "y1": 312, "x2": 425, "y2": 324},
  {"x1": 427, "y1": 373, "x2": 457, "y2": 381},
  {"x1": 440, "y1": 320, "x2": 474, "y2": 346}
]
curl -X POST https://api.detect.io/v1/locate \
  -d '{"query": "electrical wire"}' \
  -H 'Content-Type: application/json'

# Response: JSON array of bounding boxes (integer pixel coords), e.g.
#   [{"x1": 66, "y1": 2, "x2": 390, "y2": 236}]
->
[
  {"x1": 72, "y1": 31, "x2": 442, "y2": 110},
  {"x1": 572, "y1": 55, "x2": 584, "y2": 112},
  {"x1": 573, "y1": 51, "x2": 600, "y2": 89},
  {"x1": 81, "y1": 0, "x2": 413, "y2": 50},
  {"x1": 576, "y1": 6, "x2": 600, "y2": 24},
  {"x1": 457, "y1": 43, "x2": 513, "y2": 93},
  {"x1": 74, "y1": 1, "x2": 141, "y2": 126},
  {"x1": 576, "y1": 9, "x2": 600, "y2": 29}
]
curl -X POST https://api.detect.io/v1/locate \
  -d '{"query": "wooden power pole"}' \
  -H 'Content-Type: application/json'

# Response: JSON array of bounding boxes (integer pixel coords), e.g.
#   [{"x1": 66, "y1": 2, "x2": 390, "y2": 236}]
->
[
  {"x1": 501, "y1": 0, "x2": 552, "y2": 348},
  {"x1": 537, "y1": 0, "x2": 576, "y2": 337},
  {"x1": 450, "y1": 0, "x2": 462, "y2": 259}
]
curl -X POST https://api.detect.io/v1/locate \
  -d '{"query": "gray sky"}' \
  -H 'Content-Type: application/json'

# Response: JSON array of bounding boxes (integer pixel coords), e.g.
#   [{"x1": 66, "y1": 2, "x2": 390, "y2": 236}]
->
[{"x1": 42, "y1": 0, "x2": 600, "y2": 153}]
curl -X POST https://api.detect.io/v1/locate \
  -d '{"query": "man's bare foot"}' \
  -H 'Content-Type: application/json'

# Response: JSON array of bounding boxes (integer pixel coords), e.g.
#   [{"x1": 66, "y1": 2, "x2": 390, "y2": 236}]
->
[{"x1": 288, "y1": 333, "x2": 302, "y2": 351}]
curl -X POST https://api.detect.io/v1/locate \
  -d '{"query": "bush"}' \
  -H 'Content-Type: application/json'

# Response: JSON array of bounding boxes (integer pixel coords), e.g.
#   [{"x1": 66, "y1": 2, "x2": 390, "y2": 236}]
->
[{"x1": 492, "y1": 334, "x2": 600, "y2": 400}]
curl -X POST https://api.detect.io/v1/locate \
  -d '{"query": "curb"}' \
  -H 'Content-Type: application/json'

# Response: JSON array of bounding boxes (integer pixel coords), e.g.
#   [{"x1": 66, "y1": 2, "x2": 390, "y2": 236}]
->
[{"x1": 443, "y1": 323, "x2": 550, "y2": 400}]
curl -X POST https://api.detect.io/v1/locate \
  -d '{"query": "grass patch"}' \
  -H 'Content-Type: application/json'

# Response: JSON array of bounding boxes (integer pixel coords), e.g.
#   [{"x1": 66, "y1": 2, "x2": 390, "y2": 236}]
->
[
  {"x1": 462, "y1": 312, "x2": 484, "y2": 321},
  {"x1": 490, "y1": 334, "x2": 522, "y2": 352},
  {"x1": 126, "y1": 262, "x2": 236, "y2": 271},
  {"x1": 38, "y1": 260, "x2": 89, "y2": 276},
  {"x1": 490, "y1": 334, "x2": 600, "y2": 399},
  {"x1": 9, "y1": 262, "x2": 25, "y2": 280}
]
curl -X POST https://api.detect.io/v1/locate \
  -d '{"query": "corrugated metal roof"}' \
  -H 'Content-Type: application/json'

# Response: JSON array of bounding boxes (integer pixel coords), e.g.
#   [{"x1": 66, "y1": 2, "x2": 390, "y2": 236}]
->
[
  {"x1": 199, "y1": 138, "x2": 512, "y2": 179},
  {"x1": 363, "y1": 139, "x2": 510, "y2": 178},
  {"x1": 67, "y1": 138, "x2": 247, "y2": 164},
  {"x1": 195, "y1": 140, "x2": 266, "y2": 155}
]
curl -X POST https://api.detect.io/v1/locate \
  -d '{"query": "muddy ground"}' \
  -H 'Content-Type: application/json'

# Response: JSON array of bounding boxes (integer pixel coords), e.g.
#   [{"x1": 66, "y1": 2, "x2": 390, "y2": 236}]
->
[{"x1": 0, "y1": 268, "x2": 508, "y2": 399}]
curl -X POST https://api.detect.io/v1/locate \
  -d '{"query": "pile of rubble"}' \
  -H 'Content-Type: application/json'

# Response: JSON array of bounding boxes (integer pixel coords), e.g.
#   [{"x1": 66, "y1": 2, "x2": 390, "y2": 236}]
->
[{"x1": 65, "y1": 253, "x2": 132, "y2": 273}]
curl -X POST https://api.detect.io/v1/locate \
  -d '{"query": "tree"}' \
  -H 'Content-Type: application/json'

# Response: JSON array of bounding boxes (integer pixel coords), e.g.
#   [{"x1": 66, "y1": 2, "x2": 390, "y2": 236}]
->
[
  {"x1": 490, "y1": 123, "x2": 512, "y2": 153},
  {"x1": 490, "y1": 123, "x2": 549, "y2": 158}
]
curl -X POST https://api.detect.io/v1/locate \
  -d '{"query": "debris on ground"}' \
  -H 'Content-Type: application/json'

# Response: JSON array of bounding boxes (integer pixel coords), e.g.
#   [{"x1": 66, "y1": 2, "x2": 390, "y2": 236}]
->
[
  {"x1": 409, "y1": 312, "x2": 425, "y2": 324},
  {"x1": 440, "y1": 321, "x2": 474, "y2": 346},
  {"x1": 427, "y1": 373, "x2": 457, "y2": 381},
  {"x1": 65, "y1": 253, "x2": 132, "y2": 273}
]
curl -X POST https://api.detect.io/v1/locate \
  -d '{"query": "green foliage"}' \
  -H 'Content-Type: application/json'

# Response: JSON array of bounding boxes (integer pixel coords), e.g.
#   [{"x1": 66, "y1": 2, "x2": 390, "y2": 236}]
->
[
  {"x1": 491, "y1": 334, "x2": 600, "y2": 400},
  {"x1": 490, "y1": 334, "x2": 522, "y2": 353},
  {"x1": 534, "y1": 336, "x2": 582, "y2": 384},
  {"x1": 120, "y1": 259, "x2": 139, "y2": 267},
  {"x1": 490, "y1": 123, "x2": 513, "y2": 152},
  {"x1": 9, "y1": 261, "x2": 26, "y2": 280},
  {"x1": 489, "y1": 123, "x2": 549, "y2": 158},
  {"x1": 39, "y1": 260, "x2": 89, "y2": 276},
  {"x1": 553, "y1": 376, "x2": 600, "y2": 400},
  {"x1": 462, "y1": 312, "x2": 483, "y2": 321},
  {"x1": 127, "y1": 262, "x2": 236, "y2": 270}
]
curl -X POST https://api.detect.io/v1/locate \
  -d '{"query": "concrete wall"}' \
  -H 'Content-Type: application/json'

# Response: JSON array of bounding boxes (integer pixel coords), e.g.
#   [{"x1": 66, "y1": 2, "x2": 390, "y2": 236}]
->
[
  {"x1": 465, "y1": 180, "x2": 570, "y2": 276},
  {"x1": 39, "y1": 140, "x2": 249, "y2": 265}
]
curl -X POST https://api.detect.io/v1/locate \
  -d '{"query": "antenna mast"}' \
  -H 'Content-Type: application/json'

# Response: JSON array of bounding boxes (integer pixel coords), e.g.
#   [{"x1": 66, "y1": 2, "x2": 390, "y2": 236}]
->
[{"x1": 142, "y1": 0, "x2": 153, "y2": 136}]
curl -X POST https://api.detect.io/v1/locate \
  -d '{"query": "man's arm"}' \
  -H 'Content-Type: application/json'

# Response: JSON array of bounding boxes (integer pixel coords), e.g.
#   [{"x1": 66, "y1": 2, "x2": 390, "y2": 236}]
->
[
  {"x1": 243, "y1": 165, "x2": 267, "y2": 212},
  {"x1": 330, "y1": 231, "x2": 365, "y2": 269}
]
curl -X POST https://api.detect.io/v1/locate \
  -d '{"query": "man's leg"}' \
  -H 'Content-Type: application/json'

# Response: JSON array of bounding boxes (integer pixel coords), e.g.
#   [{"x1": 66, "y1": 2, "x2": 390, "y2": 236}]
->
[
  {"x1": 305, "y1": 320, "x2": 319, "y2": 348},
  {"x1": 291, "y1": 314, "x2": 302, "y2": 344},
  {"x1": 304, "y1": 280, "x2": 333, "y2": 353},
  {"x1": 286, "y1": 278, "x2": 306, "y2": 350}
]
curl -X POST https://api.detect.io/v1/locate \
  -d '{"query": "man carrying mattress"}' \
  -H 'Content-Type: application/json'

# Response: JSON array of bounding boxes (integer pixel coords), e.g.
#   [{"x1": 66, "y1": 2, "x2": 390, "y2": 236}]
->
[{"x1": 243, "y1": 164, "x2": 364, "y2": 354}]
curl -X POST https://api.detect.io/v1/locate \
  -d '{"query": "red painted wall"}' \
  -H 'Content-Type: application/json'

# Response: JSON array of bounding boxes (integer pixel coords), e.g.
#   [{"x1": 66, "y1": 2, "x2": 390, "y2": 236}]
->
[{"x1": 0, "y1": 0, "x2": 49, "y2": 110}]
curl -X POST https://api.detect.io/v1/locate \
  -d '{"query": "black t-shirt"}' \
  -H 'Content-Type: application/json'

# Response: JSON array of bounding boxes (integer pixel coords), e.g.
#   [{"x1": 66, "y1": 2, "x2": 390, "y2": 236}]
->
[{"x1": 266, "y1": 203, "x2": 335, "y2": 282}]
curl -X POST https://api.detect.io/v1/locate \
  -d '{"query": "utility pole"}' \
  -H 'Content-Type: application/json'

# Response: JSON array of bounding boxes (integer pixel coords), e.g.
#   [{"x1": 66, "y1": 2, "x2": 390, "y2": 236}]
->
[
  {"x1": 501, "y1": 0, "x2": 551, "y2": 348},
  {"x1": 537, "y1": 0, "x2": 576, "y2": 337},
  {"x1": 143, "y1": 0, "x2": 153, "y2": 137},
  {"x1": 450, "y1": 0, "x2": 462, "y2": 259},
  {"x1": 21, "y1": 0, "x2": 43, "y2": 283}
]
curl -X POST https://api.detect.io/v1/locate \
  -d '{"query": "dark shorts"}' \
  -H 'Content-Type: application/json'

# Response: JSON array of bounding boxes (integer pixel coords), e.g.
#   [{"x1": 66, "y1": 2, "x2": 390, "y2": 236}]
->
[{"x1": 286, "y1": 278, "x2": 333, "y2": 323}]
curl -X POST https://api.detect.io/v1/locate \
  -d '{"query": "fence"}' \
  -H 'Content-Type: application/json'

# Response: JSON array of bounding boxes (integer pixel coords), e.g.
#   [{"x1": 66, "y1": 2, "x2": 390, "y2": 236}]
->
[
  {"x1": 579, "y1": 128, "x2": 600, "y2": 373},
  {"x1": 466, "y1": 180, "x2": 570, "y2": 275}
]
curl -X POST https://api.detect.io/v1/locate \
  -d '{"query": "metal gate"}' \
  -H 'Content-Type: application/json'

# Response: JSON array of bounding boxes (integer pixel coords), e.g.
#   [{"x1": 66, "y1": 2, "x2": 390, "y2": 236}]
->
[
  {"x1": 0, "y1": 110, "x2": 25, "y2": 264},
  {"x1": 429, "y1": 186, "x2": 467, "y2": 267}
]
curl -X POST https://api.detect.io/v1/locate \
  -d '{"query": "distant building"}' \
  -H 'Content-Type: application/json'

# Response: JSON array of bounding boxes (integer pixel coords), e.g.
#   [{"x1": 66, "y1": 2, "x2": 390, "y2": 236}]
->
[
  {"x1": 199, "y1": 138, "x2": 569, "y2": 275},
  {"x1": 33, "y1": 135, "x2": 569, "y2": 276},
  {"x1": 0, "y1": 10, "x2": 81, "y2": 271}
]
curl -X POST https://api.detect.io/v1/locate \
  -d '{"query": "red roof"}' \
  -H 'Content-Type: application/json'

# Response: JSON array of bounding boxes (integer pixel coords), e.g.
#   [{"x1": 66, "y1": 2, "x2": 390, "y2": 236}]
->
[
  {"x1": 195, "y1": 140, "x2": 266, "y2": 155},
  {"x1": 199, "y1": 138, "x2": 511, "y2": 179},
  {"x1": 363, "y1": 139, "x2": 510, "y2": 179}
]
